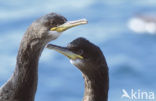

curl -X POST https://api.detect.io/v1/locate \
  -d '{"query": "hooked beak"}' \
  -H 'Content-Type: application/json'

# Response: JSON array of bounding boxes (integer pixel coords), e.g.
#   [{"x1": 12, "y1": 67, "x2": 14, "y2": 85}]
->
[
  {"x1": 46, "y1": 44, "x2": 83, "y2": 60},
  {"x1": 50, "y1": 19, "x2": 88, "y2": 32}
]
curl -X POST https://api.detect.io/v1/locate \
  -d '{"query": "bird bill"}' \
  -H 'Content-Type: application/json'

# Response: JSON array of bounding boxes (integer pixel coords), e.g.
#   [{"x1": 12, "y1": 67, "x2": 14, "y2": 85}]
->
[
  {"x1": 46, "y1": 44, "x2": 83, "y2": 60},
  {"x1": 50, "y1": 19, "x2": 88, "y2": 32}
]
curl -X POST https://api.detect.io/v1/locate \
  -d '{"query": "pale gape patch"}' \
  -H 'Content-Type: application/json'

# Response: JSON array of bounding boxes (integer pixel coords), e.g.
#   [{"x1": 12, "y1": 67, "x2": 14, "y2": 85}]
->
[
  {"x1": 48, "y1": 31, "x2": 62, "y2": 40},
  {"x1": 70, "y1": 59, "x2": 83, "y2": 66}
]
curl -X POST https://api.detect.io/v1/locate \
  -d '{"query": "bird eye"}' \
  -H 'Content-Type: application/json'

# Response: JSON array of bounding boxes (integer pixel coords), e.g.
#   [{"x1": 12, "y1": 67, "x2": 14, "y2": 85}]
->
[
  {"x1": 51, "y1": 21, "x2": 58, "y2": 27},
  {"x1": 78, "y1": 49, "x2": 84, "y2": 55}
]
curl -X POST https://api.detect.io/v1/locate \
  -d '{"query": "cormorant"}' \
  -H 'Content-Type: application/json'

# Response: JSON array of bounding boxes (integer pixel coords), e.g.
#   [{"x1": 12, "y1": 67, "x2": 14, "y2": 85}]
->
[
  {"x1": 47, "y1": 37, "x2": 109, "y2": 101},
  {"x1": 0, "y1": 13, "x2": 87, "y2": 101}
]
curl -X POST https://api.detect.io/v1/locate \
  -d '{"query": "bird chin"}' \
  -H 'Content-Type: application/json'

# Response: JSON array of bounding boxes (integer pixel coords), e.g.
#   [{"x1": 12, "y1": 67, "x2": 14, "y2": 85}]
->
[
  {"x1": 70, "y1": 59, "x2": 84, "y2": 67},
  {"x1": 48, "y1": 31, "x2": 62, "y2": 40}
]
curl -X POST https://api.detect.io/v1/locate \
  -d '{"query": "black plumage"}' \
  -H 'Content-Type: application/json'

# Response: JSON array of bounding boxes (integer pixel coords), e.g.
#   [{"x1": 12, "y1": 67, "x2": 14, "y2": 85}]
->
[
  {"x1": 0, "y1": 13, "x2": 87, "y2": 101},
  {"x1": 47, "y1": 37, "x2": 109, "y2": 101}
]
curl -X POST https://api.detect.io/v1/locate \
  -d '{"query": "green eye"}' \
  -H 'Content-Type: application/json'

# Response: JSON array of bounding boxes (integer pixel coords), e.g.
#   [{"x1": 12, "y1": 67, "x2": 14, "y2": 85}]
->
[{"x1": 77, "y1": 49, "x2": 83, "y2": 55}]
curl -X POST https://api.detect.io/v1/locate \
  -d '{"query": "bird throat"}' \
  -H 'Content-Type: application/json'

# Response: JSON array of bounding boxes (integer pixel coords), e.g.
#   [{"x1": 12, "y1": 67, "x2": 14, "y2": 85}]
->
[
  {"x1": 8, "y1": 37, "x2": 45, "y2": 100},
  {"x1": 82, "y1": 67, "x2": 109, "y2": 101}
]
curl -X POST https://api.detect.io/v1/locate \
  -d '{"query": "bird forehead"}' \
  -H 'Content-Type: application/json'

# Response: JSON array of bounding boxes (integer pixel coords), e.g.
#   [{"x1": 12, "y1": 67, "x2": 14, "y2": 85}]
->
[
  {"x1": 36, "y1": 13, "x2": 67, "y2": 27},
  {"x1": 67, "y1": 43, "x2": 75, "y2": 48}
]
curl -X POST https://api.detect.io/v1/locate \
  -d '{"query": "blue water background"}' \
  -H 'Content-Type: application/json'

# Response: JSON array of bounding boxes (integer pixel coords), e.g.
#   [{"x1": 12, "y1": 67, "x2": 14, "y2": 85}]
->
[{"x1": 0, "y1": 0, "x2": 156, "y2": 101}]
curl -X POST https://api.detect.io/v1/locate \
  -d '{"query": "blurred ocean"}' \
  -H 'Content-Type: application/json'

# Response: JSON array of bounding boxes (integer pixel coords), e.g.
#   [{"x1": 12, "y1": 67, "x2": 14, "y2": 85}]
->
[{"x1": 0, "y1": 0, "x2": 156, "y2": 101}]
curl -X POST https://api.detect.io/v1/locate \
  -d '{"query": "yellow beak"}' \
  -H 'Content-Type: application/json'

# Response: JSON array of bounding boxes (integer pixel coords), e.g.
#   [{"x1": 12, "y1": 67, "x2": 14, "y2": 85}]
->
[
  {"x1": 47, "y1": 44, "x2": 83, "y2": 60},
  {"x1": 50, "y1": 19, "x2": 88, "y2": 32}
]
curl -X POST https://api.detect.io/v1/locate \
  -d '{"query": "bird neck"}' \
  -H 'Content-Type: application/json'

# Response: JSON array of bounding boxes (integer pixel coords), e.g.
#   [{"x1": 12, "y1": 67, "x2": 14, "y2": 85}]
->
[
  {"x1": 6, "y1": 35, "x2": 45, "y2": 100},
  {"x1": 82, "y1": 65, "x2": 109, "y2": 101}
]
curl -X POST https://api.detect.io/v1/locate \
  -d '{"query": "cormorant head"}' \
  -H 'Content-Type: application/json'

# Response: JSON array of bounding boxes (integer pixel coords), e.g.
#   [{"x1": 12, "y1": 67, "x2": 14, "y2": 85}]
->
[
  {"x1": 26, "y1": 13, "x2": 87, "y2": 43},
  {"x1": 47, "y1": 37, "x2": 106, "y2": 72}
]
